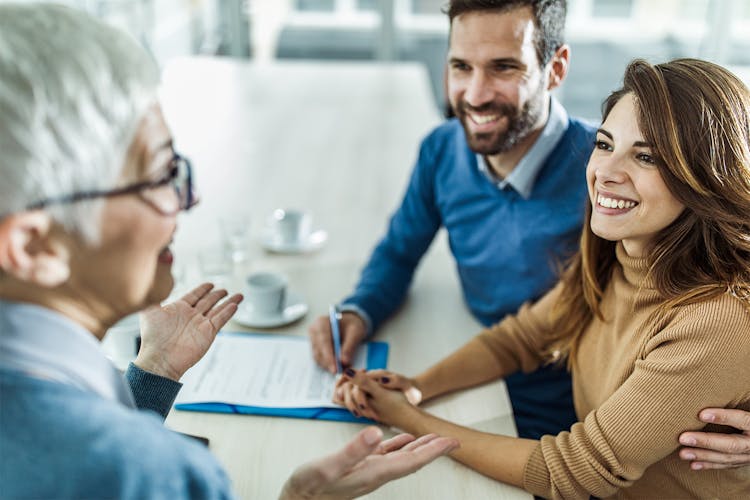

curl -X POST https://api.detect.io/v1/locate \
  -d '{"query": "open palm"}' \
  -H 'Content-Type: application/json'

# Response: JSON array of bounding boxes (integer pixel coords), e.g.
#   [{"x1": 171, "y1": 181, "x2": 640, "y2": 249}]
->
[{"x1": 135, "y1": 283, "x2": 243, "y2": 381}]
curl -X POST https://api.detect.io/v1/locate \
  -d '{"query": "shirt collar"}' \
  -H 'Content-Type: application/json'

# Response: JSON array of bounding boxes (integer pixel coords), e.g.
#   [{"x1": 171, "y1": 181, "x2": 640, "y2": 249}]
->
[
  {"x1": 476, "y1": 96, "x2": 569, "y2": 199},
  {"x1": 0, "y1": 299, "x2": 136, "y2": 407}
]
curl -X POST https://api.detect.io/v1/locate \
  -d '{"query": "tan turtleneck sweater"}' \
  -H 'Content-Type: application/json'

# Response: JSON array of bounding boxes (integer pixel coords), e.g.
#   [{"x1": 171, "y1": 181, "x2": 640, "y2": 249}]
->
[{"x1": 478, "y1": 243, "x2": 750, "y2": 499}]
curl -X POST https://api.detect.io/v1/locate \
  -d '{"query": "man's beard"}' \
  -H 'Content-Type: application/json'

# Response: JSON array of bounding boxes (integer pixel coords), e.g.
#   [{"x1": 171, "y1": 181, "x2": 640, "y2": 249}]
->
[{"x1": 456, "y1": 84, "x2": 546, "y2": 156}]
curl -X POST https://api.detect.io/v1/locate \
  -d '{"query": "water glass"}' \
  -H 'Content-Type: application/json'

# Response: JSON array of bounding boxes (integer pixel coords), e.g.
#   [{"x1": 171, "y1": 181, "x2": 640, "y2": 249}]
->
[{"x1": 221, "y1": 214, "x2": 251, "y2": 263}]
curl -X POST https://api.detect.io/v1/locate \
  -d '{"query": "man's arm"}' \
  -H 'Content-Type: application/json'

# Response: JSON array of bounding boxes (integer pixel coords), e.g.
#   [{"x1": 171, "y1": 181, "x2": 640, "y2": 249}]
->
[
  {"x1": 341, "y1": 148, "x2": 443, "y2": 332},
  {"x1": 310, "y1": 139, "x2": 443, "y2": 372},
  {"x1": 679, "y1": 408, "x2": 750, "y2": 470}
]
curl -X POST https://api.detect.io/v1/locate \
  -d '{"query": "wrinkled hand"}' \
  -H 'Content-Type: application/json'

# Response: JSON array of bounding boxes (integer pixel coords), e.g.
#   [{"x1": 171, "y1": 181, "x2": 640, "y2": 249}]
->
[
  {"x1": 334, "y1": 369, "x2": 420, "y2": 426},
  {"x1": 309, "y1": 312, "x2": 367, "y2": 374},
  {"x1": 679, "y1": 408, "x2": 750, "y2": 470},
  {"x1": 280, "y1": 426, "x2": 459, "y2": 500},
  {"x1": 135, "y1": 283, "x2": 243, "y2": 381}
]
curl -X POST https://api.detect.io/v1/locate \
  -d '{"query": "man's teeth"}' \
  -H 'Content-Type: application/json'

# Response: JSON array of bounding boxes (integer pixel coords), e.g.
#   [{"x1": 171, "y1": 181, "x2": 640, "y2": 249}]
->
[
  {"x1": 471, "y1": 114, "x2": 498, "y2": 124},
  {"x1": 597, "y1": 195, "x2": 637, "y2": 209}
]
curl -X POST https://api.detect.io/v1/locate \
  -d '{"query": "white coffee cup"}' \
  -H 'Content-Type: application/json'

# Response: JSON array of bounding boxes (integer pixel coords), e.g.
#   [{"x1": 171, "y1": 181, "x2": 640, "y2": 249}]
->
[
  {"x1": 245, "y1": 271, "x2": 287, "y2": 316},
  {"x1": 270, "y1": 208, "x2": 312, "y2": 245}
]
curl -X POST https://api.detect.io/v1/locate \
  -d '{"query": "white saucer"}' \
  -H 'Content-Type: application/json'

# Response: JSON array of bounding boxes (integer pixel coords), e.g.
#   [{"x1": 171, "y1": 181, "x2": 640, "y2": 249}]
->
[
  {"x1": 261, "y1": 229, "x2": 328, "y2": 254},
  {"x1": 232, "y1": 291, "x2": 308, "y2": 328}
]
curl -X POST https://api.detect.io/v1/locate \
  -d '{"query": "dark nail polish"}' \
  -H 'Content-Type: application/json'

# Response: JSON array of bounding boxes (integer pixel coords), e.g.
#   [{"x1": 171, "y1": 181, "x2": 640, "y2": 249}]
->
[
  {"x1": 353, "y1": 410, "x2": 360, "y2": 417},
  {"x1": 359, "y1": 404, "x2": 365, "y2": 409},
  {"x1": 344, "y1": 368, "x2": 356, "y2": 377},
  {"x1": 381, "y1": 376, "x2": 390, "y2": 383}
]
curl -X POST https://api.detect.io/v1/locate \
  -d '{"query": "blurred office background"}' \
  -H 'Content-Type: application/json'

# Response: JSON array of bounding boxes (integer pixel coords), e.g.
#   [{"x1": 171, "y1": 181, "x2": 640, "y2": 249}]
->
[{"x1": 4, "y1": 0, "x2": 750, "y2": 120}]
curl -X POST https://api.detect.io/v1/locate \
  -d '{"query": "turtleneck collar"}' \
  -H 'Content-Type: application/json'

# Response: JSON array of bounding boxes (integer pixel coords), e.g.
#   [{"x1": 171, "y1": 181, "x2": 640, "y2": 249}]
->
[{"x1": 615, "y1": 242, "x2": 657, "y2": 290}]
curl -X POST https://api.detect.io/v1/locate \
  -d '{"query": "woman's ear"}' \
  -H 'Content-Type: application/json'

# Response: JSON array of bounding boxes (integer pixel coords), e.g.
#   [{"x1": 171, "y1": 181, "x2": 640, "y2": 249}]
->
[
  {"x1": 546, "y1": 44, "x2": 570, "y2": 92},
  {"x1": 0, "y1": 212, "x2": 70, "y2": 287}
]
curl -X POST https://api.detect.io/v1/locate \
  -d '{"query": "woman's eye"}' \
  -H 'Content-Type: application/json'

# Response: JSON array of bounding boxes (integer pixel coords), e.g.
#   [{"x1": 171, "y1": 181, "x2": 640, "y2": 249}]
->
[
  {"x1": 636, "y1": 153, "x2": 655, "y2": 164},
  {"x1": 594, "y1": 140, "x2": 612, "y2": 151}
]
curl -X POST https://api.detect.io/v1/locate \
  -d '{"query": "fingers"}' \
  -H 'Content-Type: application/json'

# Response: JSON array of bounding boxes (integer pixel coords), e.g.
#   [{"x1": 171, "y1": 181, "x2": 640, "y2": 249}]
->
[
  {"x1": 332, "y1": 376, "x2": 349, "y2": 404},
  {"x1": 342, "y1": 382, "x2": 359, "y2": 418},
  {"x1": 180, "y1": 283, "x2": 214, "y2": 306},
  {"x1": 335, "y1": 379, "x2": 375, "y2": 420},
  {"x1": 194, "y1": 288, "x2": 229, "y2": 315},
  {"x1": 678, "y1": 409, "x2": 750, "y2": 470},
  {"x1": 403, "y1": 435, "x2": 460, "y2": 463},
  {"x1": 376, "y1": 433, "x2": 415, "y2": 455},
  {"x1": 365, "y1": 435, "x2": 460, "y2": 482},
  {"x1": 340, "y1": 335, "x2": 359, "y2": 368},
  {"x1": 679, "y1": 431, "x2": 750, "y2": 456},
  {"x1": 207, "y1": 294, "x2": 244, "y2": 330},
  {"x1": 343, "y1": 369, "x2": 383, "y2": 419},
  {"x1": 367, "y1": 369, "x2": 395, "y2": 386},
  {"x1": 351, "y1": 385, "x2": 373, "y2": 419},
  {"x1": 312, "y1": 426, "x2": 384, "y2": 481},
  {"x1": 399, "y1": 433, "x2": 441, "y2": 452},
  {"x1": 344, "y1": 368, "x2": 381, "y2": 396},
  {"x1": 309, "y1": 316, "x2": 336, "y2": 374},
  {"x1": 206, "y1": 293, "x2": 243, "y2": 319},
  {"x1": 339, "y1": 315, "x2": 365, "y2": 366},
  {"x1": 679, "y1": 446, "x2": 750, "y2": 470},
  {"x1": 698, "y1": 408, "x2": 750, "y2": 432}
]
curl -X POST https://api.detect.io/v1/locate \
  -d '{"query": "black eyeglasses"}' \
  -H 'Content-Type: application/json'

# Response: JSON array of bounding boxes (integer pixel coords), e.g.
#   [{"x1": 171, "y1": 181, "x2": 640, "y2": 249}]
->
[{"x1": 23, "y1": 153, "x2": 197, "y2": 216}]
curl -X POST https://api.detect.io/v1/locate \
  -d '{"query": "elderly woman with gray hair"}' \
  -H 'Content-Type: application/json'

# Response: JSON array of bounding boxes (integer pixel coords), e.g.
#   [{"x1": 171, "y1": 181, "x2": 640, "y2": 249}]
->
[{"x1": 0, "y1": 4, "x2": 458, "y2": 499}]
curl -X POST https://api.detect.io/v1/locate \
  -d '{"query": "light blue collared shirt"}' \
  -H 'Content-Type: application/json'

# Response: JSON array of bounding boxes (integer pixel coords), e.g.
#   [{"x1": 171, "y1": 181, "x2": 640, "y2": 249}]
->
[
  {"x1": 477, "y1": 97, "x2": 569, "y2": 199},
  {"x1": 0, "y1": 299, "x2": 136, "y2": 407}
]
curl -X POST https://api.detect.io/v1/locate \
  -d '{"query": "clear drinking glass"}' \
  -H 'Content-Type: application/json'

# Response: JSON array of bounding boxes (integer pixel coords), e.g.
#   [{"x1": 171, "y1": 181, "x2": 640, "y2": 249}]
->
[
  {"x1": 198, "y1": 248, "x2": 233, "y2": 288},
  {"x1": 221, "y1": 214, "x2": 251, "y2": 264}
]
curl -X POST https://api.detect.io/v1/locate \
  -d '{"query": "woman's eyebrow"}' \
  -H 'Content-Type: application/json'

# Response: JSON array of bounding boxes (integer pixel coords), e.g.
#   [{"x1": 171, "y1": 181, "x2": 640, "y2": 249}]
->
[
  {"x1": 597, "y1": 128, "x2": 652, "y2": 148},
  {"x1": 596, "y1": 128, "x2": 613, "y2": 139}
]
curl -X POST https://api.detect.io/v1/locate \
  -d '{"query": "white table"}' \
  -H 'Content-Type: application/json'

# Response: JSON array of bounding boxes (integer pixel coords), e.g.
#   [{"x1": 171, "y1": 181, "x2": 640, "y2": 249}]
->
[{"x1": 160, "y1": 57, "x2": 531, "y2": 500}]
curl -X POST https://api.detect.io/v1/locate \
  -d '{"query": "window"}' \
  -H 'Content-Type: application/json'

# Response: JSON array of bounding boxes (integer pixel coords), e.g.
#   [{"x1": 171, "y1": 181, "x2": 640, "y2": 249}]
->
[
  {"x1": 295, "y1": 0, "x2": 335, "y2": 12},
  {"x1": 592, "y1": 0, "x2": 633, "y2": 18}
]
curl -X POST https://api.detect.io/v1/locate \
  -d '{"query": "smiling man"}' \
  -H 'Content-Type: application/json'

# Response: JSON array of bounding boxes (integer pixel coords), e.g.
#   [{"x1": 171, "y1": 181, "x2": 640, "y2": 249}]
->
[{"x1": 310, "y1": 0, "x2": 593, "y2": 440}]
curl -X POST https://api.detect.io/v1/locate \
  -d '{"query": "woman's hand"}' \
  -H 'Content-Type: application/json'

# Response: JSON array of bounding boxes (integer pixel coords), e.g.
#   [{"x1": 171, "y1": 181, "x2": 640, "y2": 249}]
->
[
  {"x1": 367, "y1": 369, "x2": 423, "y2": 405},
  {"x1": 135, "y1": 283, "x2": 242, "y2": 380},
  {"x1": 334, "y1": 369, "x2": 421, "y2": 426}
]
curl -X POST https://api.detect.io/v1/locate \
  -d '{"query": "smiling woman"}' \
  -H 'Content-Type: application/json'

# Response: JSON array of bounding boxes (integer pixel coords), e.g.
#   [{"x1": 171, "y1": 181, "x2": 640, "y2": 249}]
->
[{"x1": 587, "y1": 93, "x2": 686, "y2": 259}]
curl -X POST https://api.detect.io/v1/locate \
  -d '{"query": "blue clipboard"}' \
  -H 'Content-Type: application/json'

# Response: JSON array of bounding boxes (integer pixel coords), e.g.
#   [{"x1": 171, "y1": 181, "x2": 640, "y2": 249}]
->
[{"x1": 174, "y1": 332, "x2": 389, "y2": 424}]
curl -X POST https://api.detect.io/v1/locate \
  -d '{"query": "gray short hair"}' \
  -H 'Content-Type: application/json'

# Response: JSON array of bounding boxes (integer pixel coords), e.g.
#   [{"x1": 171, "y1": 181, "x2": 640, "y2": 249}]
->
[{"x1": 0, "y1": 3, "x2": 160, "y2": 242}]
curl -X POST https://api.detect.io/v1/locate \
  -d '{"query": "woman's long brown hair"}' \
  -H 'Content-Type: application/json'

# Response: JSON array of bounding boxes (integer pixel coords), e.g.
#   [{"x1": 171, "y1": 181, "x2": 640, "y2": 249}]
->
[{"x1": 547, "y1": 59, "x2": 750, "y2": 368}]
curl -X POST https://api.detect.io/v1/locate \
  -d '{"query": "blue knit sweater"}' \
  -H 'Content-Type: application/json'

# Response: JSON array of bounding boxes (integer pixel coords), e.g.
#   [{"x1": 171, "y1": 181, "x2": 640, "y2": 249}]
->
[
  {"x1": 345, "y1": 117, "x2": 596, "y2": 438},
  {"x1": 0, "y1": 364, "x2": 233, "y2": 499}
]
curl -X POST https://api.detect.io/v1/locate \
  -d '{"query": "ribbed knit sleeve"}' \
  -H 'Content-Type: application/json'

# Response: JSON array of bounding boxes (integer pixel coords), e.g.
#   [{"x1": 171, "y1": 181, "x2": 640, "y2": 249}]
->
[
  {"x1": 476, "y1": 282, "x2": 563, "y2": 377},
  {"x1": 125, "y1": 362, "x2": 182, "y2": 420},
  {"x1": 521, "y1": 294, "x2": 750, "y2": 499}
]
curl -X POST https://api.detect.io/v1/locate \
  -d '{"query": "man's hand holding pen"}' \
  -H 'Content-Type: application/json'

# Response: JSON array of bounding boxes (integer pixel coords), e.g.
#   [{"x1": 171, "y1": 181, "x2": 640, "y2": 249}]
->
[{"x1": 309, "y1": 310, "x2": 367, "y2": 374}]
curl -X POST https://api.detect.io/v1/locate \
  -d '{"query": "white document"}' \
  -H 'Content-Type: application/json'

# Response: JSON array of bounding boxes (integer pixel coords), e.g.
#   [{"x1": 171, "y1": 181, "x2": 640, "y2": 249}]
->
[{"x1": 175, "y1": 333, "x2": 368, "y2": 408}]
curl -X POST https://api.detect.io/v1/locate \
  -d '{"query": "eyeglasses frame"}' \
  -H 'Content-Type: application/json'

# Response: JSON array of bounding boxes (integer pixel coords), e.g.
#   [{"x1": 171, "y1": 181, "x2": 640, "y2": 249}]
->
[{"x1": 21, "y1": 152, "x2": 196, "y2": 216}]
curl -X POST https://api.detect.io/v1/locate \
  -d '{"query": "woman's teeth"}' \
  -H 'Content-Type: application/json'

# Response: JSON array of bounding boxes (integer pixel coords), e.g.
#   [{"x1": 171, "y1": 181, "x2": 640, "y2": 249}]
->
[{"x1": 597, "y1": 194, "x2": 637, "y2": 209}]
